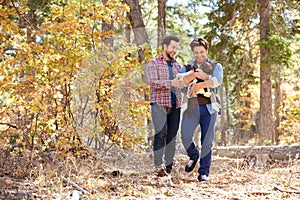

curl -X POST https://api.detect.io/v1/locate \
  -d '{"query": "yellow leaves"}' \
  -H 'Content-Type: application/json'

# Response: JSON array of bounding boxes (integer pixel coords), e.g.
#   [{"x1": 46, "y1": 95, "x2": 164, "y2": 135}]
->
[
  {"x1": 98, "y1": 126, "x2": 104, "y2": 132},
  {"x1": 122, "y1": 186, "x2": 143, "y2": 197},
  {"x1": 0, "y1": 0, "x2": 148, "y2": 161},
  {"x1": 43, "y1": 0, "x2": 129, "y2": 41},
  {"x1": 140, "y1": 186, "x2": 153, "y2": 196},
  {"x1": 18, "y1": 105, "x2": 27, "y2": 115},
  {"x1": 0, "y1": 5, "x2": 7, "y2": 18},
  {"x1": 49, "y1": 54, "x2": 64, "y2": 62},
  {"x1": 49, "y1": 3, "x2": 64, "y2": 19}
]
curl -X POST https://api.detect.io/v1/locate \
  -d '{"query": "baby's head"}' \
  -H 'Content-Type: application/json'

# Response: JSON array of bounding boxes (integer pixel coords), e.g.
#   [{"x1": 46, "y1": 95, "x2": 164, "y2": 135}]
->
[{"x1": 200, "y1": 62, "x2": 213, "y2": 74}]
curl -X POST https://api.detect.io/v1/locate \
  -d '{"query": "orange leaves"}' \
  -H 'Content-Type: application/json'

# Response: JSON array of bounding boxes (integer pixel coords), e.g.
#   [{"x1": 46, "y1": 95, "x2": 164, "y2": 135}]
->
[
  {"x1": 49, "y1": 54, "x2": 64, "y2": 62},
  {"x1": 0, "y1": 0, "x2": 149, "y2": 161}
]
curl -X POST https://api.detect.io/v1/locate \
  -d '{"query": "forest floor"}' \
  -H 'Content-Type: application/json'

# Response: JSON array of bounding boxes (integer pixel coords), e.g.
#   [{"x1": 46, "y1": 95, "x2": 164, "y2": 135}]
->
[{"x1": 1, "y1": 146, "x2": 300, "y2": 200}]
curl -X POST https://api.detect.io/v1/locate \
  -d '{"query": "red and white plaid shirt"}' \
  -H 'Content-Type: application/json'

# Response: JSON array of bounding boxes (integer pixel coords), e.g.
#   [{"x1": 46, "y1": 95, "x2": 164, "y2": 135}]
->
[{"x1": 146, "y1": 54, "x2": 182, "y2": 108}]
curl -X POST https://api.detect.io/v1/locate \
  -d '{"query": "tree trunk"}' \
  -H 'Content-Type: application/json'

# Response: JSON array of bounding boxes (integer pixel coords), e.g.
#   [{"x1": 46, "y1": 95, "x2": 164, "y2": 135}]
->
[
  {"x1": 125, "y1": 0, "x2": 149, "y2": 62},
  {"x1": 225, "y1": 82, "x2": 230, "y2": 145},
  {"x1": 125, "y1": 0, "x2": 152, "y2": 145},
  {"x1": 102, "y1": 0, "x2": 114, "y2": 47},
  {"x1": 274, "y1": 76, "x2": 281, "y2": 144},
  {"x1": 220, "y1": 85, "x2": 226, "y2": 146},
  {"x1": 157, "y1": 0, "x2": 166, "y2": 47},
  {"x1": 258, "y1": 0, "x2": 274, "y2": 142},
  {"x1": 213, "y1": 145, "x2": 300, "y2": 161}
]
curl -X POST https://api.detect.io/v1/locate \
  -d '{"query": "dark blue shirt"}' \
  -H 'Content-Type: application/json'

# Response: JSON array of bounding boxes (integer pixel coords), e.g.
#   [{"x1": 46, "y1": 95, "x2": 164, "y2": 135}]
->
[{"x1": 167, "y1": 60, "x2": 176, "y2": 106}]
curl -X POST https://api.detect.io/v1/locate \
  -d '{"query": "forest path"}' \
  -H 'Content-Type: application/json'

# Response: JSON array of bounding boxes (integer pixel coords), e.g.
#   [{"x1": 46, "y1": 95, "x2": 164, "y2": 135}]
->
[
  {"x1": 0, "y1": 149, "x2": 300, "y2": 199},
  {"x1": 93, "y1": 150, "x2": 300, "y2": 200}
]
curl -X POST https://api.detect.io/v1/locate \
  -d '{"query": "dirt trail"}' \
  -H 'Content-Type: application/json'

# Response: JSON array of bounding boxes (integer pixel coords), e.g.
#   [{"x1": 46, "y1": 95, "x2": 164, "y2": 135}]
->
[
  {"x1": 1, "y1": 150, "x2": 300, "y2": 199},
  {"x1": 94, "y1": 151, "x2": 300, "y2": 200}
]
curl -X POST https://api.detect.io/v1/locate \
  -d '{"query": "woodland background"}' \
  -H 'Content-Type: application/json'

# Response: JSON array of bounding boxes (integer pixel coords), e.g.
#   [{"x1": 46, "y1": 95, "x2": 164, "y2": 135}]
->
[{"x1": 0, "y1": 0, "x2": 300, "y2": 199}]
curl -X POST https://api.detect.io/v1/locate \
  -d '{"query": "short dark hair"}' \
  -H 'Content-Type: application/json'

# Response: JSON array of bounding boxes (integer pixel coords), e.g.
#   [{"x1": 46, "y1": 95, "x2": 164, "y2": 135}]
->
[
  {"x1": 162, "y1": 36, "x2": 180, "y2": 47},
  {"x1": 190, "y1": 38, "x2": 209, "y2": 51}
]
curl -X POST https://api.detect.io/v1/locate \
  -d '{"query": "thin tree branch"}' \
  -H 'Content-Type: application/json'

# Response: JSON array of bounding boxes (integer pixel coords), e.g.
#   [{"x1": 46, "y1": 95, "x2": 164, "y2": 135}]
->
[
  {"x1": 0, "y1": 122, "x2": 17, "y2": 129},
  {"x1": 62, "y1": 177, "x2": 90, "y2": 195},
  {"x1": 10, "y1": 0, "x2": 37, "y2": 30}
]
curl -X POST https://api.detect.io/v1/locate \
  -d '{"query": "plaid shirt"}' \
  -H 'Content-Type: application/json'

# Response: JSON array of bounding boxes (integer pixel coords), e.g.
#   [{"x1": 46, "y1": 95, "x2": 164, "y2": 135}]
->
[{"x1": 146, "y1": 54, "x2": 182, "y2": 108}]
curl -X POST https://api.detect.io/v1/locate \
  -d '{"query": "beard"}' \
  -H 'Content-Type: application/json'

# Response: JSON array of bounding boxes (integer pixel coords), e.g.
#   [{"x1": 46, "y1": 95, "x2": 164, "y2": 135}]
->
[{"x1": 166, "y1": 50, "x2": 175, "y2": 60}]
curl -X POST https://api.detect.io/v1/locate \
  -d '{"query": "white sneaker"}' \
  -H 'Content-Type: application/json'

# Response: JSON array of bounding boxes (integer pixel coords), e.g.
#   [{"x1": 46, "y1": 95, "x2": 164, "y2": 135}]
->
[{"x1": 198, "y1": 174, "x2": 209, "y2": 182}]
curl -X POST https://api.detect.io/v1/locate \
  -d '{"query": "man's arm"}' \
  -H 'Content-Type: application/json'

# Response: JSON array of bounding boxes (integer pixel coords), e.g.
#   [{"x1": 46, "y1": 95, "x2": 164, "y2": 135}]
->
[
  {"x1": 147, "y1": 60, "x2": 187, "y2": 89},
  {"x1": 190, "y1": 63, "x2": 224, "y2": 93}
]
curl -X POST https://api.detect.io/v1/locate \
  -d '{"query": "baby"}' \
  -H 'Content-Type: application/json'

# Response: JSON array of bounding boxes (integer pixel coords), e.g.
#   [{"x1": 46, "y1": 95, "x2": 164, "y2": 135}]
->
[
  {"x1": 187, "y1": 62, "x2": 213, "y2": 98},
  {"x1": 185, "y1": 62, "x2": 220, "y2": 113}
]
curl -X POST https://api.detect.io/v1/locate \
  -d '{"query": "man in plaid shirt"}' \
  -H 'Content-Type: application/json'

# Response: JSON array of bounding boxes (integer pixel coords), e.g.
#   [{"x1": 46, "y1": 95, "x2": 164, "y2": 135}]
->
[{"x1": 146, "y1": 36, "x2": 200, "y2": 177}]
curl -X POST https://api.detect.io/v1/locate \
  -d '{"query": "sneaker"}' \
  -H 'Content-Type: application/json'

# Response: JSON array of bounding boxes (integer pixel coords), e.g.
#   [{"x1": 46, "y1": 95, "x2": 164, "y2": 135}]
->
[
  {"x1": 156, "y1": 165, "x2": 167, "y2": 177},
  {"x1": 166, "y1": 166, "x2": 172, "y2": 174},
  {"x1": 185, "y1": 159, "x2": 198, "y2": 172},
  {"x1": 198, "y1": 174, "x2": 209, "y2": 182}
]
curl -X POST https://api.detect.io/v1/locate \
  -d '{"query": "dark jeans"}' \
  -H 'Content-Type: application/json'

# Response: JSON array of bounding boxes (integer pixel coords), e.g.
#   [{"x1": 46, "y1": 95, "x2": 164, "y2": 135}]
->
[
  {"x1": 181, "y1": 104, "x2": 217, "y2": 176},
  {"x1": 151, "y1": 104, "x2": 180, "y2": 170}
]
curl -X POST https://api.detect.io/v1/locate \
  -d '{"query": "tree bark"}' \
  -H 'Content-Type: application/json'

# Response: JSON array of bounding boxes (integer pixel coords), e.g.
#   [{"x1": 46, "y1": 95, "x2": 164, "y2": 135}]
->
[
  {"x1": 125, "y1": 0, "x2": 149, "y2": 62},
  {"x1": 125, "y1": 0, "x2": 152, "y2": 145},
  {"x1": 102, "y1": 0, "x2": 114, "y2": 47},
  {"x1": 220, "y1": 85, "x2": 226, "y2": 146},
  {"x1": 157, "y1": 0, "x2": 166, "y2": 47},
  {"x1": 258, "y1": 0, "x2": 274, "y2": 142},
  {"x1": 213, "y1": 145, "x2": 300, "y2": 161},
  {"x1": 274, "y1": 76, "x2": 281, "y2": 144}
]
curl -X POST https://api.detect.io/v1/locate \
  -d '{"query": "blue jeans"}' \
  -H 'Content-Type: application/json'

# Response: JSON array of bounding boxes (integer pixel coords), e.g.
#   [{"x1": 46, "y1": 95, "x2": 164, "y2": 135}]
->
[
  {"x1": 181, "y1": 103, "x2": 217, "y2": 176},
  {"x1": 151, "y1": 104, "x2": 180, "y2": 170}
]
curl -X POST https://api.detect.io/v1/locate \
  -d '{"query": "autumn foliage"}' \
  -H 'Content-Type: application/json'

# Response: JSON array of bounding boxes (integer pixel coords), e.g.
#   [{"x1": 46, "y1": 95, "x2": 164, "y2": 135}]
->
[
  {"x1": 0, "y1": 0, "x2": 149, "y2": 162},
  {"x1": 0, "y1": 1, "x2": 300, "y2": 199}
]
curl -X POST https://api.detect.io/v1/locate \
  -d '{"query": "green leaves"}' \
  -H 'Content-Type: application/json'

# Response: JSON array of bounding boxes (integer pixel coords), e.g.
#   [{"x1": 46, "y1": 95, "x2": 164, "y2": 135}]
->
[{"x1": 259, "y1": 34, "x2": 293, "y2": 68}]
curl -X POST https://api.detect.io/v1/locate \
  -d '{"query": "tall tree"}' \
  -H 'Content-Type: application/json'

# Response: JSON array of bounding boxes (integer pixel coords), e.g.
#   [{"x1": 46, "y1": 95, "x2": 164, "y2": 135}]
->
[
  {"x1": 125, "y1": 0, "x2": 152, "y2": 143},
  {"x1": 273, "y1": 75, "x2": 281, "y2": 143},
  {"x1": 125, "y1": 0, "x2": 149, "y2": 62},
  {"x1": 157, "y1": 0, "x2": 166, "y2": 47},
  {"x1": 258, "y1": 0, "x2": 273, "y2": 142},
  {"x1": 269, "y1": 0, "x2": 297, "y2": 144},
  {"x1": 102, "y1": 0, "x2": 114, "y2": 47}
]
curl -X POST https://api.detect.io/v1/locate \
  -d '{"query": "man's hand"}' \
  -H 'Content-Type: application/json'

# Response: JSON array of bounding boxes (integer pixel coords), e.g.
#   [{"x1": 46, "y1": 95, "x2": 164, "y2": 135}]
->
[
  {"x1": 190, "y1": 82, "x2": 206, "y2": 94},
  {"x1": 176, "y1": 71, "x2": 193, "y2": 79},
  {"x1": 171, "y1": 77, "x2": 187, "y2": 88},
  {"x1": 187, "y1": 82, "x2": 197, "y2": 98},
  {"x1": 195, "y1": 69, "x2": 210, "y2": 81}
]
